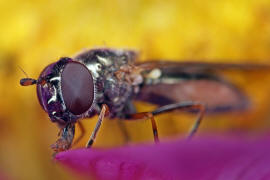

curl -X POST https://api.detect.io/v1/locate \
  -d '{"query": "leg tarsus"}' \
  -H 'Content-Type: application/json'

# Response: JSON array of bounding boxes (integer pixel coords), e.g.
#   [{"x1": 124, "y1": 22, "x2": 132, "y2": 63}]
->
[
  {"x1": 87, "y1": 139, "x2": 94, "y2": 147},
  {"x1": 148, "y1": 113, "x2": 159, "y2": 143}
]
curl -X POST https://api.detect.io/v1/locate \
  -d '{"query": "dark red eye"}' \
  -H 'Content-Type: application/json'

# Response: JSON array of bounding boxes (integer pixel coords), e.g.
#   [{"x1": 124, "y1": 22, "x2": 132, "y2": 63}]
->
[{"x1": 61, "y1": 62, "x2": 94, "y2": 115}]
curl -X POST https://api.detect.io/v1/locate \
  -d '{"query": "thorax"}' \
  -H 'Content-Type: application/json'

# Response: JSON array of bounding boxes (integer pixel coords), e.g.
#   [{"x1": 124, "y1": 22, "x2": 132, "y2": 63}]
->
[{"x1": 74, "y1": 49, "x2": 142, "y2": 118}]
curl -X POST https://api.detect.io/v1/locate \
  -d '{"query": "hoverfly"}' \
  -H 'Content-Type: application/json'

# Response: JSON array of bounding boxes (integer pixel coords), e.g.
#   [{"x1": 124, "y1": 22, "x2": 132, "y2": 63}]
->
[{"x1": 20, "y1": 48, "x2": 270, "y2": 152}]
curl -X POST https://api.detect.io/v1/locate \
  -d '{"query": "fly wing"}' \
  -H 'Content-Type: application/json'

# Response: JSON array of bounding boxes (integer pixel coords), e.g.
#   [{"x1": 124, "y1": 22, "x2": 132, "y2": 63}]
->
[
  {"x1": 136, "y1": 61, "x2": 270, "y2": 72},
  {"x1": 135, "y1": 61, "x2": 270, "y2": 113}
]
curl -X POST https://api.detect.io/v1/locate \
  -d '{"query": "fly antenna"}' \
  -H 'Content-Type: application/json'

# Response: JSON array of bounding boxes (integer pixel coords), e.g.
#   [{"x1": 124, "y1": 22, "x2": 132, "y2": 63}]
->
[{"x1": 18, "y1": 66, "x2": 37, "y2": 86}]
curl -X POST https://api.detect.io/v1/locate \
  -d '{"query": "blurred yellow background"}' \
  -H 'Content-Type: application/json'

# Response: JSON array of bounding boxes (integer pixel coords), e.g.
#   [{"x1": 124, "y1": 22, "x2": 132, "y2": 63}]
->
[{"x1": 1, "y1": 0, "x2": 270, "y2": 179}]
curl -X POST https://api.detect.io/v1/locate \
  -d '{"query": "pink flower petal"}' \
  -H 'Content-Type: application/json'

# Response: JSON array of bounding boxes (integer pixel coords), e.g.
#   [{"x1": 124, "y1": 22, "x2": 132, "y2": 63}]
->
[{"x1": 55, "y1": 137, "x2": 270, "y2": 180}]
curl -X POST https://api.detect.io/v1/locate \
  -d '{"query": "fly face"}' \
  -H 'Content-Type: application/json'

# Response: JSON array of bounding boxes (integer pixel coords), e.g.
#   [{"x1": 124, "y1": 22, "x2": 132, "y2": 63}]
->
[{"x1": 21, "y1": 57, "x2": 96, "y2": 127}]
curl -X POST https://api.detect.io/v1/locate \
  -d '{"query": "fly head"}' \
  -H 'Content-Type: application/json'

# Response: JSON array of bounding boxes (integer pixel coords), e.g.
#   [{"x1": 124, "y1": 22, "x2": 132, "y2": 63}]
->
[{"x1": 20, "y1": 57, "x2": 96, "y2": 127}]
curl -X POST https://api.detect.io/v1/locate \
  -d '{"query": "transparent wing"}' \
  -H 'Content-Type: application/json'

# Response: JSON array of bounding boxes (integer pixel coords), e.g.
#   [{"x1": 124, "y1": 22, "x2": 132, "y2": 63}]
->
[{"x1": 135, "y1": 61, "x2": 270, "y2": 113}]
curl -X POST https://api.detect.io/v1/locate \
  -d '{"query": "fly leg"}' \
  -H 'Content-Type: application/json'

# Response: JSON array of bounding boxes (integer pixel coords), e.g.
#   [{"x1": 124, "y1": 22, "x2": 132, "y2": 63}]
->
[
  {"x1": 86, "y1": 104, "x2": 109, "y2": 148},
  {"x1": 118, "y1": 120, "x2": 131, "y2": 144},
  {"x1": 51, "y1": 123, "x2": 75, "y2": 153},
  {"x1": 118, "y1": 101, "x2": 137, "y2": 143},
  {"x1": 126, "y1": 101, "x2": 205, "y2": 142},
  {"x1": 152, "y1": 101, "x2": 205, "y2": 140},
  {"x1": 72, "y1": 121, "x2": 85, "y2": 146},
  {"x1": 125, "y1": 112, "x2": 159, "y2": 143}
]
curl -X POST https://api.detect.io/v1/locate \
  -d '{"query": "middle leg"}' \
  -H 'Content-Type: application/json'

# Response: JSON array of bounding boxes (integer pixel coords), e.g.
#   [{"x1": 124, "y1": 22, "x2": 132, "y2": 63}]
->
[{"x1": 125, "y1": 101, "x2": 206, "y2": 142}]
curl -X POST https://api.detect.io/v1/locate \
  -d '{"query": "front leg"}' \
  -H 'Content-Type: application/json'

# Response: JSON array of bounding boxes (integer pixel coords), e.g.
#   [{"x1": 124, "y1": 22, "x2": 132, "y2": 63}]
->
[
  {"x1": 51, "y1": 123, "x2": 75, "y2": 153},
  {"x1": 86, "y1": 104, "x2": 109, "y2": 148}
]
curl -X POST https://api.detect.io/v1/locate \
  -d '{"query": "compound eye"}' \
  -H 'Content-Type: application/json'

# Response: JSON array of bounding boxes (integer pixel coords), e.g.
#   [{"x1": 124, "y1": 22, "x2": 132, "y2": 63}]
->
[{"x1": 61, "y1": 62, "x2": 94, "y2": 115}]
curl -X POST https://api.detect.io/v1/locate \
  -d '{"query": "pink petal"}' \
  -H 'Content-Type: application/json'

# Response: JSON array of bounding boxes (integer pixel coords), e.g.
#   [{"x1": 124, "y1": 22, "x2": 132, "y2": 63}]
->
[{"x1": 55, "y1": 136, "x2": 270, "y2": 180}]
